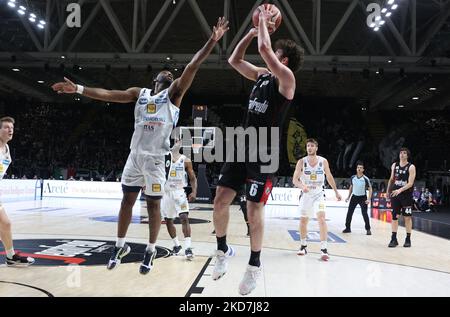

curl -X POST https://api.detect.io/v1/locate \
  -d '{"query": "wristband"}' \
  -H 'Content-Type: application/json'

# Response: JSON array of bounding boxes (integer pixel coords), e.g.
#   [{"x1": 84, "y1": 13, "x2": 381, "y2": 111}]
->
[{"x1": 76, "y1": 84, "x2": 84, "y2": 94}]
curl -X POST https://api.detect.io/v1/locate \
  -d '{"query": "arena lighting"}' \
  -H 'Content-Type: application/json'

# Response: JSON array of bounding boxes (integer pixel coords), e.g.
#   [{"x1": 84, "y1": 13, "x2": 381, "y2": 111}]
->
[
  {"x1": 12, "y1": 68, "x2": 20, "y2": 72},
  {"x1": 429, "y1": 87, "x2": 437, "y2": 91},
  {"x1": 412, "y1": 97, "x2": 419, "y2": 100},
  {"x1": 37, "y1": 80, "x2": 44, "y2": 84},
  {"x1": 370, "y1": 1, "x2": 400, "y2": 32},
  {"x1": 398, "y1": 105, "x2": 405, "y2": 108},
  {"x1": 4, "y1": 0, "x2": 46, "y2": 29}
]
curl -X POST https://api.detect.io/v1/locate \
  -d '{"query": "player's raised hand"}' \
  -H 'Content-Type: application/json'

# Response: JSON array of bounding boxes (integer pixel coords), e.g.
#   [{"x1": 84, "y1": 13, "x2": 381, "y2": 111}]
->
[
  {"x1": 211, "y1": 17, "x2": 229, "y2": 42},
  {"x1": 258, "y1": 5, "x2": 276, "y2": 29},
  {"x1": 51, "y1": 77, "x2": 77, "y2": 94}
]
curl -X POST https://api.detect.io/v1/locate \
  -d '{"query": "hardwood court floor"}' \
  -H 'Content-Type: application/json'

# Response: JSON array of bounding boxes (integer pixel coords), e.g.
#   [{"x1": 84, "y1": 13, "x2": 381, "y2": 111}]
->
[{"x1": 0, "y1": 198, "x2": 449, "y2": 297}]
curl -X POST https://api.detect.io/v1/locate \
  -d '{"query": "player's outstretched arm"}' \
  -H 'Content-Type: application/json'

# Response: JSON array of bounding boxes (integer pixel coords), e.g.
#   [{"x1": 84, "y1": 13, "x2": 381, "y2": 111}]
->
[
  {"x1": 169, "y1": 17, "x2": 229, "y2": 107},
  {"x1": 257, "y1": 5, "x2": 295, "y2": 100},
  {"x1": 51, "y1": 77, "x2": 140, "y2": 103}
]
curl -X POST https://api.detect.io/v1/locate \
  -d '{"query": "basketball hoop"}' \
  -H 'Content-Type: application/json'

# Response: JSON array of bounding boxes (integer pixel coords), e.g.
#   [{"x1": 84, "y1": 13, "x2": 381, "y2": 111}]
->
[{"x1": 192, "y1": 144, "x2": 202, "y2": 154}]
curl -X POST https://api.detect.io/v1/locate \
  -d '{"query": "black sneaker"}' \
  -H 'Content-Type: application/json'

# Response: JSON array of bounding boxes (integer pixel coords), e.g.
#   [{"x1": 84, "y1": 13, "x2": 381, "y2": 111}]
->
[
  {"x1": 6, "y1": 253, "x2": 35, "y2": 267},
  {"x1": 342, "y1": 228, "x2": 351, "y2": 233},
  {"x1": 185, "y1": 248, "x2": 194, "y2": 261},
  {"x1": 366, "y1": 230, "x2": 372, "y2": 235},
  {"x1": 107, "y1": 244, "x2": 131, "y2": 270},
  {"x1": 388, "y1": 239, "x2": 399, "y2": 248},
  {"x1": 140, "y1": 249, "x2": 157, "y2": 275},
  {"x1": 172, "y1": 245, "x2": 182, "y2": 255},
  {"x1": 403, "y1": 239, "x2": 411, "y2": 248}
]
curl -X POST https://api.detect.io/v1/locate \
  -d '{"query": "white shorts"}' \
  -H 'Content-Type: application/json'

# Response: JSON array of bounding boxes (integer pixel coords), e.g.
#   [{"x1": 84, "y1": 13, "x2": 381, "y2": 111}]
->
[
  {"x1": 121, "y1": 152, "x2": 170, "y2": 196},
  {"x1": 161, "y1": 189, "x2": 190, "y2": 219},
  {"x1": 299, "y1": 191, "x2": 326, "y2": 218}
]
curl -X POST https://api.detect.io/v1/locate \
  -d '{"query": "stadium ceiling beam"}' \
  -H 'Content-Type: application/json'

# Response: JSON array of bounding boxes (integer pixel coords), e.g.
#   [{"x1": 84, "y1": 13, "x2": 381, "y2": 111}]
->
[
  {"x1": 100, "y1": 0, "x2": 132, "y2": 53},
  {"x1": 149, "y1": 0, "x2": 187, "y2": 53},
  {"x1": 357, "y1": 1, "x2": 395, "y2": 57},
  {"x1": 410, "y1": 0, "x2": 417, "y2": 55},
  {"x1": 273, "y1": 0, "x2": 301, "y2": 45},
  {"x1": 44, "y1": 0, "x2": 52, "y2": 50},
  {"x1": 279, "y1": 0, "x2": 316, "y2": 55},
  {"x1": 136, "y1": 0, "x2": 172, "y2": 53},
  {"x1": 67, "y1": 2, "x2": 102, "y2": 52},
  {"x1": 2, "y1": 53, "x2": 450, "y2": 73},
  {"x1": 17, "y1": 15, "x2": 43, "y2": 52},
  {"x1": 47, "y1": 0, "x2": 87, "y2": 52},
  {"x1": 226, "y1": 0, "x2": 264, "y2": 56},
  {"x1": 384, "y1": 12, "x2": 412, "y2": 55},
  {"x1": 132, "y1": 0, "x2": 139, "y2": 51},
  {"x1": 187, "y1": 0, "x2": 221, "y2": 54},
  {"x1": 320, "y1": 0, "x2": 358, "y2": 55},
  {"x1": 222, "y1": 0, "x2": 230, "y2": 52},
  {"x1": 417, "y1": 0, "x2": 450, "y2": 56},
  {"x1": 313, "y1": 0, "x2": 321, "y2": 53}
]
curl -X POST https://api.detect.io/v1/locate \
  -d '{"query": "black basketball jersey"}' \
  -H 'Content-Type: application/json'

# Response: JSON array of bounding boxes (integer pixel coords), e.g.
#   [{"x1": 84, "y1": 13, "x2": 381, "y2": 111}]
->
[
  {"x1": 393, "y1": 162, "x2": 412, "y2": 193},
  {"x1": 244, "y1": 73, "x2": 292, "y2": 147}
]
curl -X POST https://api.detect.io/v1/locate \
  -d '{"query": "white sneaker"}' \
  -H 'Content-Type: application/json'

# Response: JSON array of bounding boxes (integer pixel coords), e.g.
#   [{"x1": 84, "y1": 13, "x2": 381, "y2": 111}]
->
[
  {"x1": 238, "y1": 265, "x2": 262, "y2": 295},
  {"x1": 320, "y1": 249, "x2": 330, "y2": 261},
  {"x1": 212, "y1": 246, "x2": 235, "y2": 280},
  {"x1": 297, "y1": 245, "x2": 307, "y2": 256}
]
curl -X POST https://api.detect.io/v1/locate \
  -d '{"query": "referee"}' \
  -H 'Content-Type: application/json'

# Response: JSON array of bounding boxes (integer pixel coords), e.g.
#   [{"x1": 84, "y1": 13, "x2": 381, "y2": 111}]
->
[{"x1": 343, "y1": 161, "x2": 372, "y2": 235}]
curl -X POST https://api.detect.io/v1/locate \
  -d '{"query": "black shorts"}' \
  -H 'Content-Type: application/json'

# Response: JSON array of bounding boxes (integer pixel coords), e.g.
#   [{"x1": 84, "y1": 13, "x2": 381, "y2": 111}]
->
[
  {"x1": 390, "y1": 192, "x2": 413, "y2": 220},
  {"x1": 217, "y1": 162, "x2": 273, "y2": 204}
]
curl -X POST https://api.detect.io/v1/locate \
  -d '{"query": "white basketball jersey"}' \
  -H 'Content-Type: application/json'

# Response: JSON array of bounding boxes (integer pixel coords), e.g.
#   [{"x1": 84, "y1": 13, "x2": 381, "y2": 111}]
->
[
  {"x1": 0, "y1": 144, "x2": 12, "y2": 180},
  {"x1": 130, "y1": 88, "x2": 179, "y2": 155},
  {"x1": 166, "y1": 154, "x2": 188, "y2": 190},
  {"x1": 300, "y1": 156, "x2": 326, "y2": 193}
]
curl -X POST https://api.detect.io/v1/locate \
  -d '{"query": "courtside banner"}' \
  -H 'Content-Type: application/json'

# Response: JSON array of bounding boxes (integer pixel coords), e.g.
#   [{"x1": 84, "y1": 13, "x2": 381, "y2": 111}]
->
[
  {"x1": 42, "y1": 180, "x2": 123, "y2": 199},
  {"x1": 267, "y1": 187, "x2": 349, "y2": 207},
  {"x1": 0, "y1": 179, "x2": 37, "y2": 201}
]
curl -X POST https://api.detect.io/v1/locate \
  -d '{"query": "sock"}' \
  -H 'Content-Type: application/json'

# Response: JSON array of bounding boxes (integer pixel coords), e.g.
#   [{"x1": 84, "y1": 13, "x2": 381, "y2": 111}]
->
[
  {"x1": 184, "y1": 237, "x2": 191, "y2": 249},
  {"x1": 146, "y1": 243, "x2": 156, "y2": 252},
  {"x1": 116, "y1": 238, "x2": 125, "y2": 248},
  {"x1": 6, "y1": 248, "x2": 15, "y2": 259},
  {"x1": 320, "y1": 241, "x2": 328, "y2": 250},
  {"x1": 300, "y1": 239, "x2": 307, "y2": 246},
  {"x1": 406, "y1": 233, "x2": 411, "y2": 239},
  {"x1": 391, "y1": 232, "x2": 397, "y2": 239},
  {"x1": 172, "y1": 237, "x2": 180, "y2": 247},
  {"x1": 216, "y1": 235, "x2": 228, "y2": 253},
  {"x1": 249, "y1": 250, "x2": 261, "y2": 267}
]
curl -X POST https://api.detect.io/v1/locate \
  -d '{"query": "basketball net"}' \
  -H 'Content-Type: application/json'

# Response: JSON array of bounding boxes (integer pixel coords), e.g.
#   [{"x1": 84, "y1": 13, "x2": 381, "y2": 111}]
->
[{"x1": 192, "y1": 143, "x2": 202, "y2": 154}]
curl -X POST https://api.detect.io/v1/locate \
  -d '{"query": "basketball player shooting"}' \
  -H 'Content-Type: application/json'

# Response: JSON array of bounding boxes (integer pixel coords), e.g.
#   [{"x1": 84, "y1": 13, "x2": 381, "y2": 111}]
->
[{"x1": 212, "y1": 4, "x2": 304, "y2": 295}]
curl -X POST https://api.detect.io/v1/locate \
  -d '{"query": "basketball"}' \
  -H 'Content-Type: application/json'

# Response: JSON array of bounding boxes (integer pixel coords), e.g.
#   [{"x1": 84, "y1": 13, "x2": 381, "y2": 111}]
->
[{"x1": 252, "y1": 3, "x2": 282, "y2": 34}]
